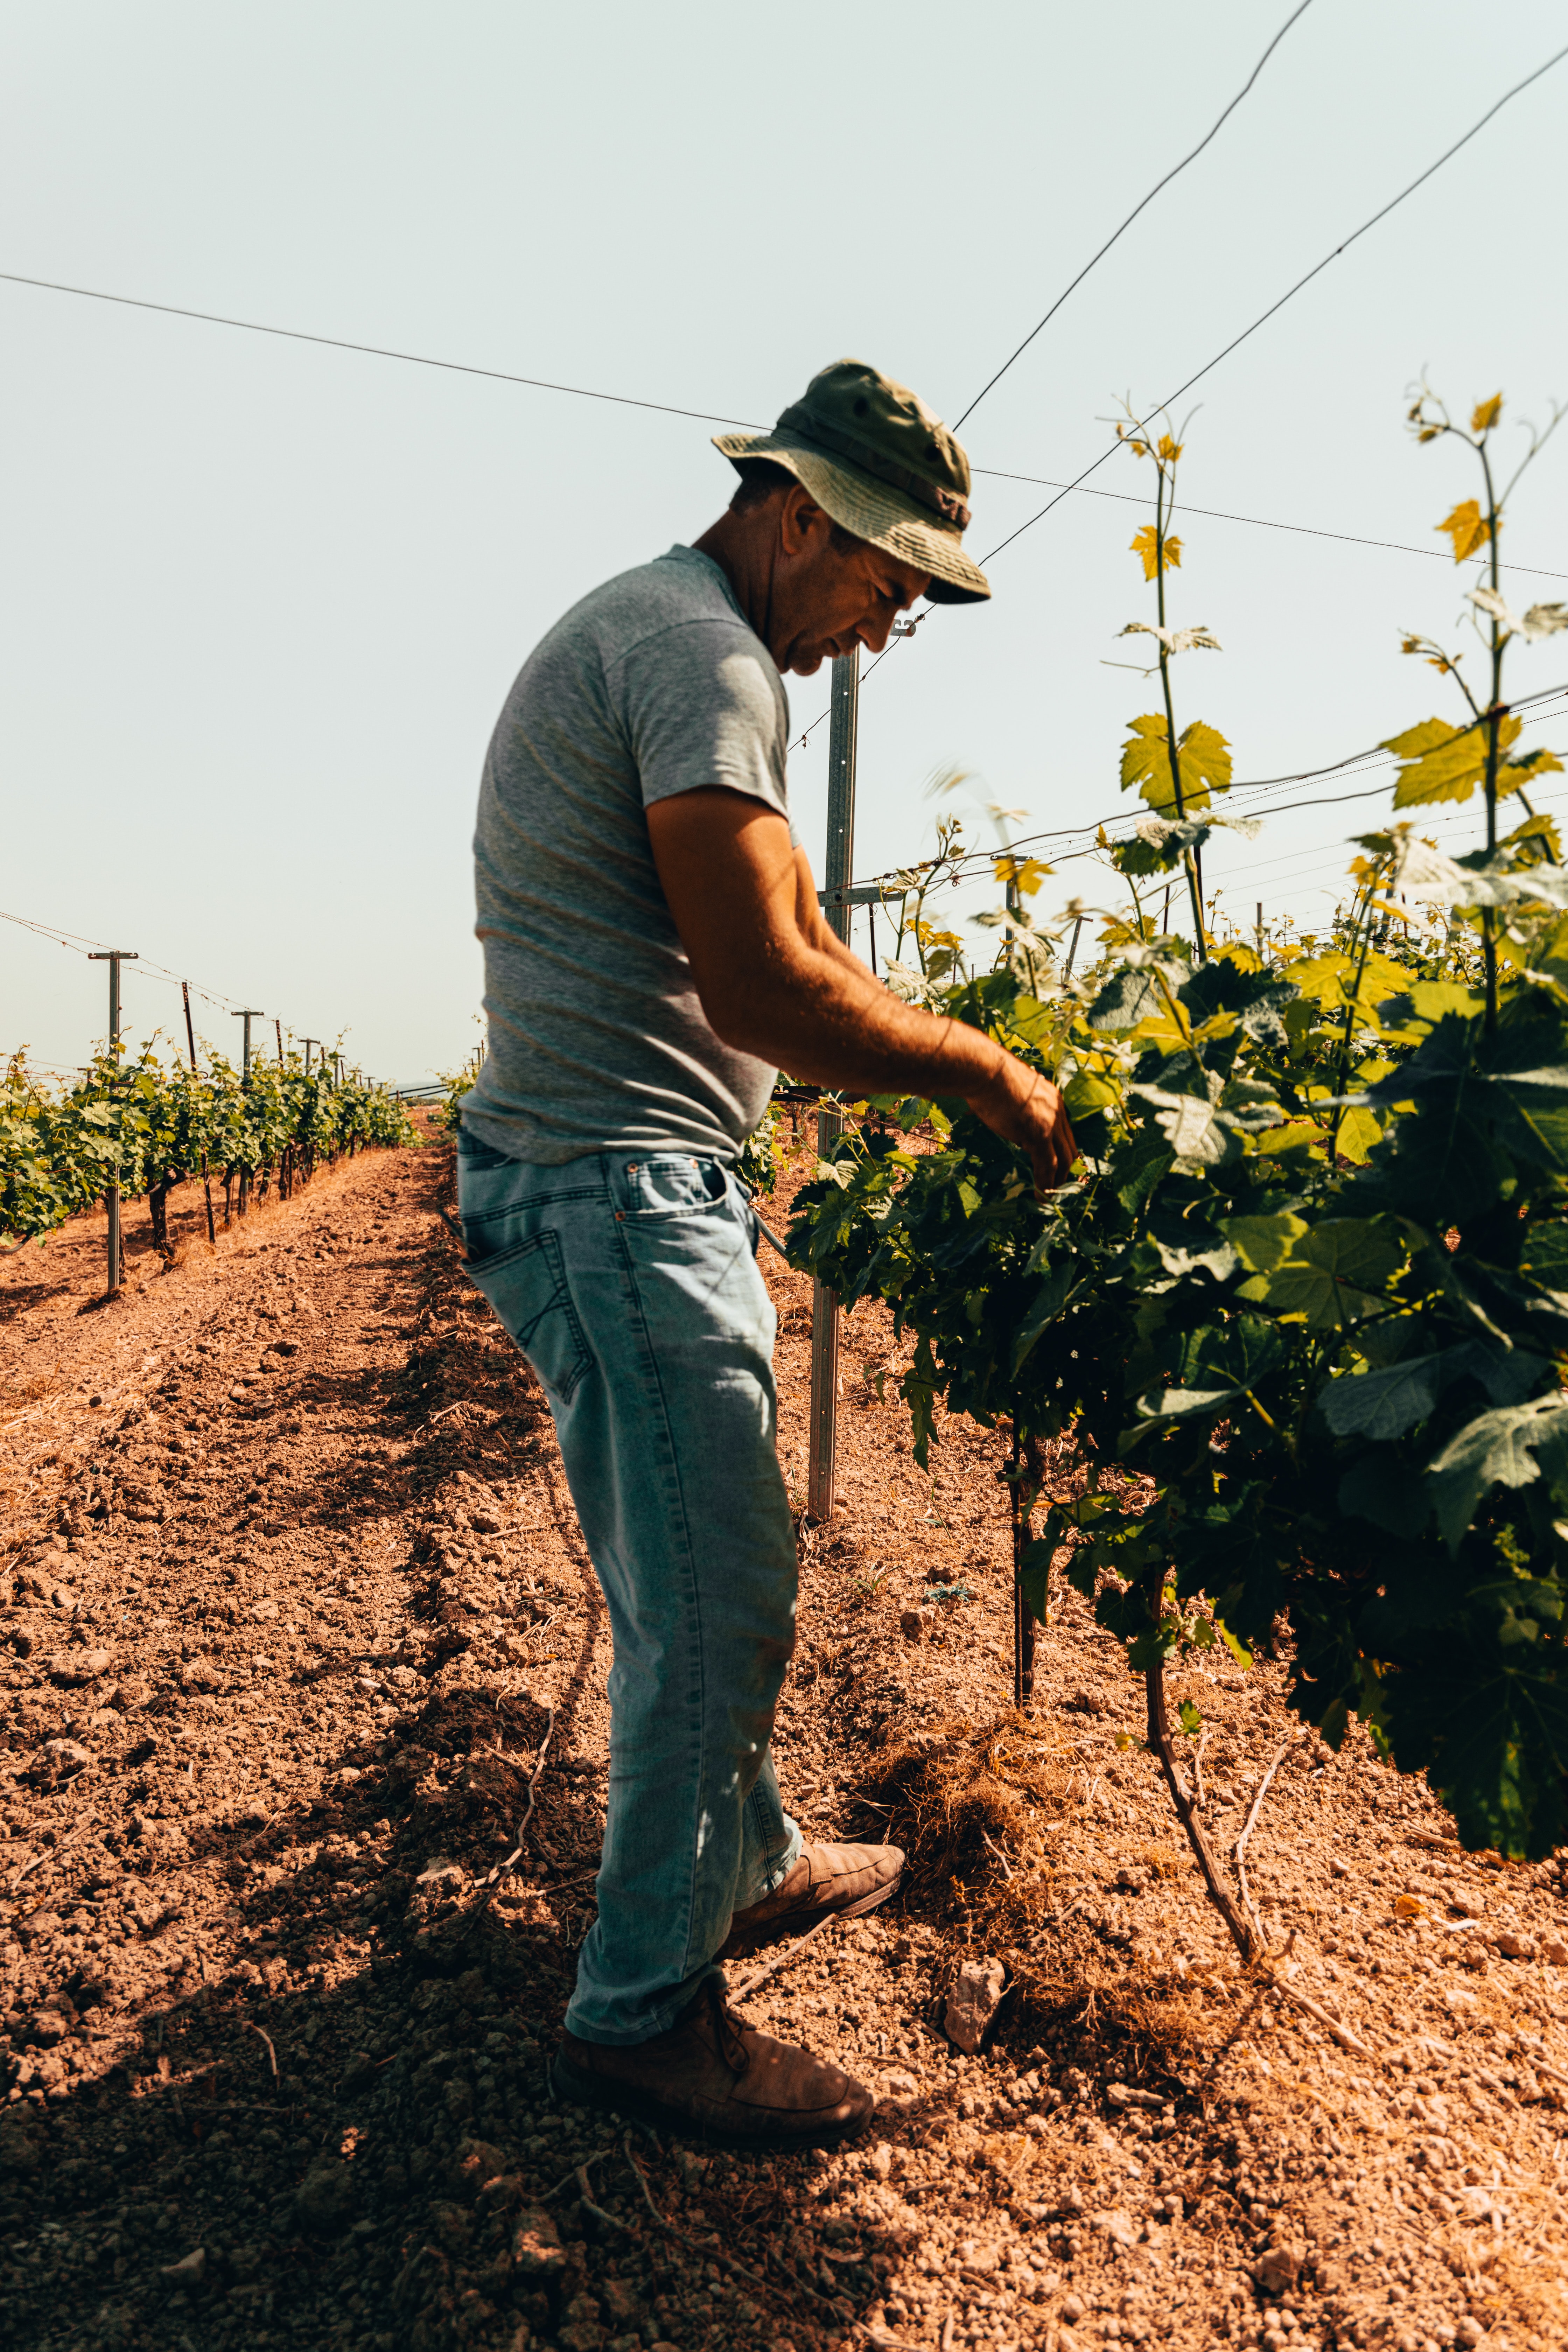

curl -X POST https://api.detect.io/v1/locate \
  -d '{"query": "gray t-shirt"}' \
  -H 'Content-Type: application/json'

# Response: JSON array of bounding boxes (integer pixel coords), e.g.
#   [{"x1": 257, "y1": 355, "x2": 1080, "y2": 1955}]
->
[{"x1": 462, "y1": 545, "x2": 794, "y2": 1166}]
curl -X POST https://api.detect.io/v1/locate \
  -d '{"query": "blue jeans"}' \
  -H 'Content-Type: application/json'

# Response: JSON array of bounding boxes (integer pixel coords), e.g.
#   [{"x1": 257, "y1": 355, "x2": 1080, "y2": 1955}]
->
[{"x1": 456, "y1": 1131, "x2": 803, "y2": 2044}]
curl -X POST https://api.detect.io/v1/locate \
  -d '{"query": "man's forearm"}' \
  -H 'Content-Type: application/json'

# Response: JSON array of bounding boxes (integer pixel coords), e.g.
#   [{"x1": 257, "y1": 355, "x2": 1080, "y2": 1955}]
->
[{"x1": 708, "y1": 936, "x2": 1010, "y2": 1105}]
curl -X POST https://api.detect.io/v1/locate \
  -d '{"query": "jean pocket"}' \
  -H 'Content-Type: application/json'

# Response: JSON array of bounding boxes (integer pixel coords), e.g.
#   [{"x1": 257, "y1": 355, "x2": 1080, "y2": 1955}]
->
[
  {"x1": 456, "y1": 1128, "x2": 515, "y2": 1171},
  {"x1": 618, "y1": 1155, "x2": 730, "y2": 1219},
  {"x1": 464, "y1": 1228, "x2": 592, "y2": 1403}
]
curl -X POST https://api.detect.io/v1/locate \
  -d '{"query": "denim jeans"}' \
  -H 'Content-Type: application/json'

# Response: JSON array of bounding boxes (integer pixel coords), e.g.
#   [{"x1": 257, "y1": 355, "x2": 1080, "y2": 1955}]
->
[{"x1": 456, "y1": 1130, "x2": 803, "y2": 2044}]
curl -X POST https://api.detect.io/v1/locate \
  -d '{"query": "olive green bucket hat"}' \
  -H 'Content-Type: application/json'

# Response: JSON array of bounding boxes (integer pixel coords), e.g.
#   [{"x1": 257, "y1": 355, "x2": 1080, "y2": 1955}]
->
[{"x1": 713, "y1": 358, "x2": 990, "y2": 605}]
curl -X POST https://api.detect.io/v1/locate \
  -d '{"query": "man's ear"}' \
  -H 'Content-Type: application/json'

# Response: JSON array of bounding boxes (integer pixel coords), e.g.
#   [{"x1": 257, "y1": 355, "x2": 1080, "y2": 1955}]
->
[{"x1": 777, "y1": 482, "x2": 831, "y2": 559}]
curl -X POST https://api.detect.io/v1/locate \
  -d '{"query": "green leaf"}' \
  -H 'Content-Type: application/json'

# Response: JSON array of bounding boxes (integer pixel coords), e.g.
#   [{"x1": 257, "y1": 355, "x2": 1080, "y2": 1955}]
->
[
  {"x1": 1323, "y1": 1340, "x2": 1547, "y2": 1440},
  {"x1": 1176, "y1": 1699, "x2": 1203, "y2": 1736},
  {"x1": 1120, "y1": 716, "x2": 1233, "y2": 816},
  {"x1": 1425, "y1": 1395, "x2": 1568, "y2": 1550},
  {"x1": 1132, "y1": 1316, "x2": 1285, "y2": 1426},
  {"x1": 1214, "y1": 1619, "x2": 1252, "y2": 1668},
  {"x1": 1129, "y1": 1081, "x2": 1235, "y2": 1168},
  {"x1": 1240, "y1": 1219, "x2": 1401, "y2": 1330},
  {"x1": 1364, "y1": 1011, "x2": 1568, "y2": 1189},
  {"x1": 1384, "y1": 713, "x2": 1524, "y2": 808},
  {"x1": 1018, "y1": 1535, "x2": 1055, "y2": 1627},
  {"x1": 1086, "y1": 962, "x2": 1174, "y2": 1032},
  {"x1": 1012, "y1": 1260, "x2": 1076, "y2": 1373},
  {"x1": 1221, "y1": 1210, "x2": 1308, "y2": 1274},
  {"x1": 1334, "y1": 1105, "x2": 1384, "y2": 1163},
  {"x1": 1336, "y1": 1454, "x2": 1431, "y2": 1536}
]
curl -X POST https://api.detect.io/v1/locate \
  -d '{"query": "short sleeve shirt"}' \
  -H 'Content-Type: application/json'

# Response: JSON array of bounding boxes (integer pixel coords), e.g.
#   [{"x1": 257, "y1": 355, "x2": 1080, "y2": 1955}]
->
[{"x1": 462, "y1": 546, "x2": 794, "y2": 1165}]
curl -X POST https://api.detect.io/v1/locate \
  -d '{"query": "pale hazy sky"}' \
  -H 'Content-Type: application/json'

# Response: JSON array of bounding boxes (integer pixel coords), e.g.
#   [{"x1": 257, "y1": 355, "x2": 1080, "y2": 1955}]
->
[{"x1": 4, "y1": 2, "x2": 1566, "y2": 1084}]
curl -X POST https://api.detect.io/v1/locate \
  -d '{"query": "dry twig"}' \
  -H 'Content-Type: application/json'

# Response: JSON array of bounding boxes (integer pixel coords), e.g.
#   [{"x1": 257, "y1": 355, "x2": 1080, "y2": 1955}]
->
[
  {"x1": 1268, "y1": 1970, "x2": 1373, "y2": 2059},
  {"x1": 731, "y1": 1908, "x2": 840, "y2": 2000},
  {"x1": 1234, "y1": 1734, "x2": 1306, "y2": 1948},
  {"x1": 244, "y1": 2019, "x2": 279, "y2": 2076}
]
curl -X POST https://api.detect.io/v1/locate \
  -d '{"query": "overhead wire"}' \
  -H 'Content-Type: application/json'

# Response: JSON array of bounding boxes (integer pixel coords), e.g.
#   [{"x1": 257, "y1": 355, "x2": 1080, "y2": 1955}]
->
[
  {"x1": 975, "y1": 36, "x2": 1568, "y2": 574},
  {"x1": 0, "y1": 268, "x2": 763, "y2": 432},
  {"x1": 969, "y1": 467, "x2": 1568, "y2": 582},
  {"x1": 3, "y1": 46, "x2": 1565, "y2": 986},
  {"x1": 12, "y1": 261, "x2": 1560, "y2": 596},
  {"x1": 953, "y1": 0, "x2": 1318, "y2": 430},
  {"x1": 792, "y1": 41, "x2": 1568, "y2": 755},
  {"x1": 0, "y1": 904, "x2": 372, "y2": 1066},
  {"x1": 833, "y1": 680, "x2": 1568, "y2": 896}
]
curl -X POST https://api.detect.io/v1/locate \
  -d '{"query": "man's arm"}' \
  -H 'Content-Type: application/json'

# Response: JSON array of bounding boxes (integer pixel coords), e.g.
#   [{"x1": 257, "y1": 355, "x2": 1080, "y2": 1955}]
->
[{"x1": 646, "y1": 788, "x2": 1076, "y2": 1188}]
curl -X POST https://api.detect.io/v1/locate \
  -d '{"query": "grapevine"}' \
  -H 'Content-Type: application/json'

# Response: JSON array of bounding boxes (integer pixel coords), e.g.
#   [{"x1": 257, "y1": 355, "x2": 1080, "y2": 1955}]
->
[
  {"x1": 0, "y1": 1039, "x2": 418, "y2": 1255},
  {"x1": 789, "y1": 385, "x2": 1568, "y2": 1940}
]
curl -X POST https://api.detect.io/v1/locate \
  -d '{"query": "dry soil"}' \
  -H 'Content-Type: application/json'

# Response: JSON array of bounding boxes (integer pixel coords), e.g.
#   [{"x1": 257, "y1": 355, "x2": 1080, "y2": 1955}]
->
[{"x1": 2, "y1": 1126, "x2": 1566, "y2": 2352}]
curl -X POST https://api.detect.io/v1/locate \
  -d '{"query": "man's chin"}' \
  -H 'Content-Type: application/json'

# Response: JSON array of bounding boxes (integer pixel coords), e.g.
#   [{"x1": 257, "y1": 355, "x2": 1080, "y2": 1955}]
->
[{"x1": 783, "y1": 645, "x2": 830, "y2": 677}]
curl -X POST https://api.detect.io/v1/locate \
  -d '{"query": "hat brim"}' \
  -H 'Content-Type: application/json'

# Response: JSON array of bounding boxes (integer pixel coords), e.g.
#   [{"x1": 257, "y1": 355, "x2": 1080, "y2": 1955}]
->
[{"x1": 712, "y1": 428, "x2": 990, "y2": 605}]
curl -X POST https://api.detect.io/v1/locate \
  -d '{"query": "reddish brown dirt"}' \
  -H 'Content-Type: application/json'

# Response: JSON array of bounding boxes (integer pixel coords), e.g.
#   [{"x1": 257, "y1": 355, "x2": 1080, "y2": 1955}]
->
[{"x1": 1, "y1": 1129, "x2": 1566, "y2": 2352}]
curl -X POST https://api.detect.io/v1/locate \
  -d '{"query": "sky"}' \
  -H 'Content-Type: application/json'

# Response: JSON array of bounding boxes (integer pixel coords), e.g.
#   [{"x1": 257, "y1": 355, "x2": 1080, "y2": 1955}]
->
[{"x1": 3, "y1": 0, "x2": 1566, "y2": 1086}]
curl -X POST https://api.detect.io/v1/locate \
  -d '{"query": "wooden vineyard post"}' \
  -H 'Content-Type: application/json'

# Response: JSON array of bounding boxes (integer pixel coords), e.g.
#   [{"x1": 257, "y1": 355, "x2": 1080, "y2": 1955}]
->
[
  {"x1": 89, "y1": 949, "x2": 138, "y2": 1294},
  {"x1": 806, "y1": 647, "x2": 859, "y2": 1523},
  {"x1": 181, "y1": 982, "x2": 218, "y2": 1247}
]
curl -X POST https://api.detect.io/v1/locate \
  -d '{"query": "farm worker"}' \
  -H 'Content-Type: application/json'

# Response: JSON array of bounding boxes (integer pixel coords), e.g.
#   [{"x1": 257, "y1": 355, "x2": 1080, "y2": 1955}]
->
[{"x1": 459, "y1": 358, "x2": 1076, "y2": 2147}]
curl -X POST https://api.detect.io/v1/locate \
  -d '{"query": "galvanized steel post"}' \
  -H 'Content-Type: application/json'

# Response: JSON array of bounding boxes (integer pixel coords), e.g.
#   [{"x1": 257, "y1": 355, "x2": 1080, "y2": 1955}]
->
[
  {"x1": 89, "y1": 950, "x2": 138, "y2": 1294},
  {"x1": 807, "y1": 649, "x2": 859, "y2": 1523}
]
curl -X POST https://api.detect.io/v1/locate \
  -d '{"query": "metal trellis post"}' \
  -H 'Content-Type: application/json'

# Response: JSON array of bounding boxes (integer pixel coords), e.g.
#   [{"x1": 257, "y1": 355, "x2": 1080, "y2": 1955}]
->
[
  {"x1": 807, "y1": 648, "x2": 859, "y2": 1523},
  {"x1": 183, "y1": 982, "x2": 218, "y2": 1246},
  {"x1": 88, "y1": 950, "x2": 138, "y2": 1294},
  {"x1": 231, "y1": 1008, "x2": 262, "y2": 1081},
  {"x1": 231, "y1": 1010, "x2": 263, "y2": 1215}
]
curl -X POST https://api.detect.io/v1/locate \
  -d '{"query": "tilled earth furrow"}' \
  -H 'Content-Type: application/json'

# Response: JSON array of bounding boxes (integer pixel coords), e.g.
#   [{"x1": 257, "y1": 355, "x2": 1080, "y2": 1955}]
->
[{"x1": 0, "y1": 1139, "x2": 1564, "y2": 2352}]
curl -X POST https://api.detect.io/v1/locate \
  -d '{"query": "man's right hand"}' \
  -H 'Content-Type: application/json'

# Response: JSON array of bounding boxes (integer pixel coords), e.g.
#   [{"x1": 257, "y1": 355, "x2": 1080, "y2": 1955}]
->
[{"x1": 964, "y1": 1055, "x2": 1078, "y2": 1193}]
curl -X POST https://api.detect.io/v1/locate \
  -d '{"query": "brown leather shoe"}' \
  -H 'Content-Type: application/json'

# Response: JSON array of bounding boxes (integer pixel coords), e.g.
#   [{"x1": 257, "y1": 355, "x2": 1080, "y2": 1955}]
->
[
  {"x1": 716, "y1": 1839, "x2": 905, "y2": 1959},
  {"x1": 550, "y1": 1977, "x2": 872, "y2": 2150}
]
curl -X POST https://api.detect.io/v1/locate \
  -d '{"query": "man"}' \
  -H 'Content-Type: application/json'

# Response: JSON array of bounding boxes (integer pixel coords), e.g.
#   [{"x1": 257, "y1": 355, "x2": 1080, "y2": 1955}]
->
[{"x1": 460, "y1": 358, "x2": 1075, "y2": 2148}]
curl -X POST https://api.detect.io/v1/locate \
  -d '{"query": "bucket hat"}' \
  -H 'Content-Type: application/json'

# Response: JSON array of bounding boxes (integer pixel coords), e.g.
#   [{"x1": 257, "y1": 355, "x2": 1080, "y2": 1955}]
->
[{"x1": 713, "y1": 359, "x2": 989, "y2": 605}]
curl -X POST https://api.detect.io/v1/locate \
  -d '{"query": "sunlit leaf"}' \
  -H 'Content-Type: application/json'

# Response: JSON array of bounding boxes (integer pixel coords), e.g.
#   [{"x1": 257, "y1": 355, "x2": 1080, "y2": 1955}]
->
[
  {"x1": 1470, "y1": 394, "x2": 1503, "y2": 433},
  {"x1": 1383, "y1": 713, "x2": 1524, "y2": 808},
  {"x1": 1221, "y1": 1210, "x2": 1308, "y2": 1274},
  {"x1": 1120, "y1": 716, "x2": 1232, "y2": 816},
  {"x1": 1436, "y1": 499, "x2": 1491, "y2": 563},
  {"x1": 1129, "y1": 525, "x2": 1182, "y2": 582},
  {"x1": 1240, "y1": 1219, "x2": 1401, "y2": 1330},
  {"x1": 1334, "y1": 1105, "x2": 1384, "y2": 1163}
]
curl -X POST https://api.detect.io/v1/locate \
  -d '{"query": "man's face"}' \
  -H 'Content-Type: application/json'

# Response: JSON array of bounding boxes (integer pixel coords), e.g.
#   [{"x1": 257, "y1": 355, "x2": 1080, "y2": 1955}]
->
[{"x1": 769, "y1": 487, "x2": 931, "y2": 675}]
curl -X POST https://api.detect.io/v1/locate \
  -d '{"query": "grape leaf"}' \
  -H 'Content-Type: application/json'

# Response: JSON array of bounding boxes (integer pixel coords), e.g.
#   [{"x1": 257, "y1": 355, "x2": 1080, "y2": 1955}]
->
[
  {"x1": 1120, "y1": 716, "x2": 1233, "y2": 816},
  {"x1": 1131, "y1": 1316, "x2": 1286, "y2": 1427},
  {"x1": 1436, "y1": 499, "x2": 1491, "y2": 562},
  {"x1": 1383, "y1": 713, "x2": 1523, "y2": 808},
  {"x1": 1221, "y1": 1211, "x2": 1308, "y2": 1273},
  {"x1": 1335, "y1": 1105, "x2": 1384, "y2": 1163},
  {"x1": 1012, "y1": 1260, "x2": 1077, "y2": 1373},
  {"x1": 1363, "y1": 1011, "x2": 1568, "y2": 1182},
  {"x1": 1424, "y1": 1395, "x2": 1568, "y2": 1549},
  {"x1": 1130, "y1": 525, "x2": 1181, "y2": 581},
  {"x1": 1322, "y1": 1342, "x2": 1549, "y2": 1441},
  {"x1": 1470, "y1": 394, "x2": 1503, "y2": 433},
  {"x1": 1240, "y1": 1219, "x2": 1400, "y2": 1330}
]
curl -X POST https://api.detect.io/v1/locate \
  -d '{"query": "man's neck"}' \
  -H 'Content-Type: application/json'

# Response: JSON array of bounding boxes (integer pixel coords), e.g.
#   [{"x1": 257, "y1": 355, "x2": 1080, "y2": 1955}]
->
[{"x1": 691, "y1": 511, "x2": 780, "y2": 662}]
